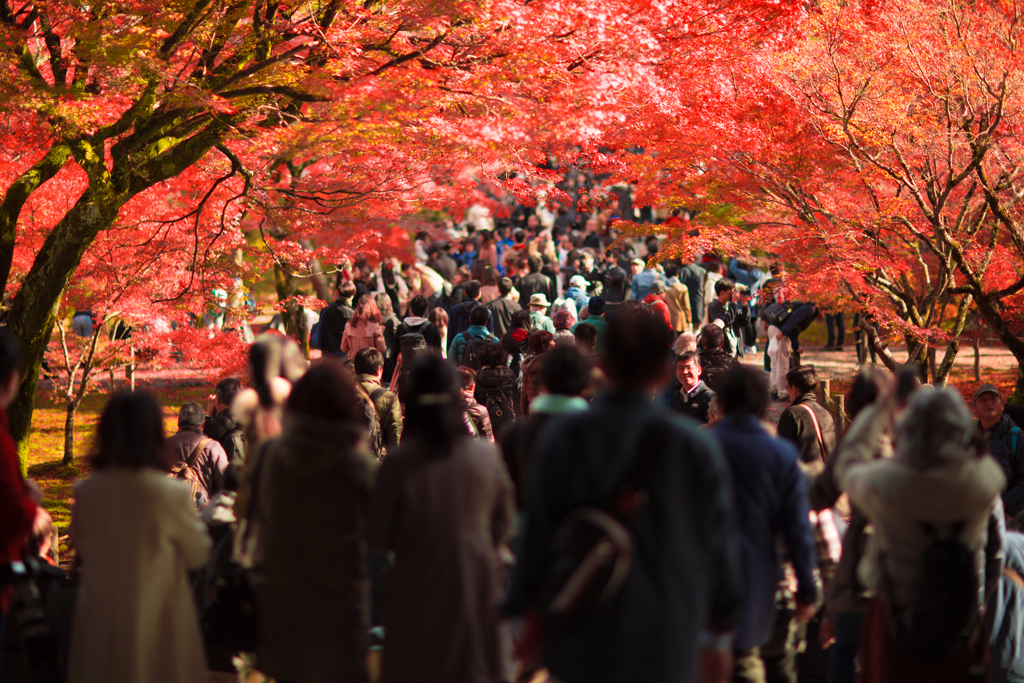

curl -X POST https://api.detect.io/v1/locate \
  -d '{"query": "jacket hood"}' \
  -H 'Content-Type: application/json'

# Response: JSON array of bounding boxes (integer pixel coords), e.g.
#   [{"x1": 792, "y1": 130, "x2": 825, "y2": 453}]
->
[
  {"x1": 403, "y1": 316, "x2": 429, "y2": 326},
  {"x1": 458, "y1": 299, "x2": 479, "y2": 312},
  {"x1": 643, "y1": 293, "x2": 666, "y2": 304}
]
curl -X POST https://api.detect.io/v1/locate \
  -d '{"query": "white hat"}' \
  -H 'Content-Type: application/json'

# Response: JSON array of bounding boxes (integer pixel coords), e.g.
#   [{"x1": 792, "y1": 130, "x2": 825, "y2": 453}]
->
[
  {"x1": 529, "y1": 293, "x2": 550, "y2": 307},
  {"x1": 569, "y1": 275, "x2": 589, "y2": 289}
]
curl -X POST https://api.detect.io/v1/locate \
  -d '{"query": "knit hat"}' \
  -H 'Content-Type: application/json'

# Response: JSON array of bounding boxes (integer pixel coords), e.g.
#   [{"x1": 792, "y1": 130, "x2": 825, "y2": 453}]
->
[{"x1": 552, "y1": 309, "x2": 573, "y2": 331}]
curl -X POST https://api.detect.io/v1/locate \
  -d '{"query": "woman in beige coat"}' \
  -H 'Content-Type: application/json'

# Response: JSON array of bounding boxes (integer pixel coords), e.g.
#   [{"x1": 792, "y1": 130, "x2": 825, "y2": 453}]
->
[
  {"x1": 68, "y1": 391, "x2": 211, "y2": 683},
  {"x1": 341, "y1": 295, "x2": 387, "y2": 358},
  {"x1": 250, "y1": 360, "x2": 376, "y2": 683}
]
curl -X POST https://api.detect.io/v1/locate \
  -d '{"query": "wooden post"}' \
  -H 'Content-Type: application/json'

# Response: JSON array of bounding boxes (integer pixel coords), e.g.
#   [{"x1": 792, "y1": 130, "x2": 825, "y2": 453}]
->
[
  {"x1": 51, "y1": 526, "x2": 59, "y2": 566},
  {"x1": 818, "y1": 379, "x2": 832, "y2": 411},
  {"x1": 832, "y1": 392, "x2": 847, "y2": 437}
]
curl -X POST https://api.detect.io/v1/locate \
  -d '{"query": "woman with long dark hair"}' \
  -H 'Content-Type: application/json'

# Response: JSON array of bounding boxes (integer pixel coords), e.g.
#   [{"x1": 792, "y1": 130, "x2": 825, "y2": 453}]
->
[
  {"x1": 68, "y1": 391, "x2": 211, "y2": 683},
  {"x1": 368, "y1": 356, "x2": 513, "y2": 683}
]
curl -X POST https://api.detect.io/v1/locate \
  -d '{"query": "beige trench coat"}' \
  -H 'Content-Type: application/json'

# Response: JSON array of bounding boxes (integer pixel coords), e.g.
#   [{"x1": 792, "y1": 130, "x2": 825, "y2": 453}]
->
[{"x1": 68, "y1": 469, "x2": 211, "y2": 683}]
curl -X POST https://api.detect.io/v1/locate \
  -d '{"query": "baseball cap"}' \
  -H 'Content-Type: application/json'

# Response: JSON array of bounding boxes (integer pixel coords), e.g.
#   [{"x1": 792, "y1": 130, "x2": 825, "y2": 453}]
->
[
  {"x1": 569, "y1": 275, "x2": 589, "y2": 289},
  {"x1": 631, "y1": 258, "x2": 645, "y2": 269},
  {"x1": 973, "y1": 383, "x2": 1001, "y2": 402}
]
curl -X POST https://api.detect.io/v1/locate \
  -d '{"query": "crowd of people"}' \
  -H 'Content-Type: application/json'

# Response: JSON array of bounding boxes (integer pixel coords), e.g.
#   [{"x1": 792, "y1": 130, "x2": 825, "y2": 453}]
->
[{"x1": 2, "y1": 209, "x2": 1024, "y2": 683}]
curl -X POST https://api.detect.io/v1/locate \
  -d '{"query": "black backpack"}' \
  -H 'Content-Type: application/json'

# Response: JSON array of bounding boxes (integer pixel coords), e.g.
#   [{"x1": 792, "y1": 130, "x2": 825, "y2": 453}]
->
[
  {"x1": 893, "y1": 520, "x2": 978, "y2": 660},
  {"x1": 761, "y1": 301, "x2": 793, "y2": 327},
  {"x1": 461, "y1": 334, "x2": 490, "y2": 371},
  {"x1": 484, "y1": 387, "x2": 514, "y2": 429}
]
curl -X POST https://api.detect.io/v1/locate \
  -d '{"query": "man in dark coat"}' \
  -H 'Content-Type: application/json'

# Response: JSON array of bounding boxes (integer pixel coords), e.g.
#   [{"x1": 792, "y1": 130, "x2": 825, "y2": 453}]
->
[
  {"x1": 669, "y1": 351, "x2": 716, "y2": 424},
  {"x1": 319, "y1": 279, "x2": 356, "y2": 357},
  {"x1": 679, "y1": 260, "x2": 708, "y2": 332},
  {"x1": 975, "y1": 383, "x2": 1024, "y2": 517},
  {"x1": 711, "y1": 366, "x2": 818, "y2": 679},
  {"x1": 203, "y1": 377, "x2": 247, "y2": 464},
  {"x1": 427, "y1": 242, "x2": 458, "y2": 281},
  {"x1": 398, "y1": 295, "x2": 443, "y2": 352},
  {"x1": 171, "y1": 401, "x2": 230, "y2": 506},
  {"x1": 698, "y1": 324, "x2": 739, "y2": 392},
  {"x1": 707, "y1": 278, "x2": 751, "y2": 356},
  {"x1": 486, "y1": 277, "x2": 520, "y2": 338},
  {"x1": 506, "y1": 309, "x2": 741, "y2": 683},
  {"x1": 447, "y1": 280, "x2": 493, "y2": 338},
  {"x1": 515, "y1": 255, "x2": 557, "y2": 308},
  {"x1": 777, "y1": 366, "x2": 837, "y2": 468}
]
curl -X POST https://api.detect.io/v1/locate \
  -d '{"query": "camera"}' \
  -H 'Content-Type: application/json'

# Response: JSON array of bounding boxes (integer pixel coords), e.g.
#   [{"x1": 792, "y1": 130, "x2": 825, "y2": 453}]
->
[{"x1": 1, "y1": 554, "x2": 58, "y2": 669}]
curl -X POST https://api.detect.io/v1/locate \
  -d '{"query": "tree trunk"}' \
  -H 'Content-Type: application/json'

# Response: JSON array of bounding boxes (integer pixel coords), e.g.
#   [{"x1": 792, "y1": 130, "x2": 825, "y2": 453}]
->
[
  {"x1": 969, "y1": 294, "x2": 1024, "y2": 403},
  {"x1": 62, "y1": 398, "x2": 79, "y2": 466}
]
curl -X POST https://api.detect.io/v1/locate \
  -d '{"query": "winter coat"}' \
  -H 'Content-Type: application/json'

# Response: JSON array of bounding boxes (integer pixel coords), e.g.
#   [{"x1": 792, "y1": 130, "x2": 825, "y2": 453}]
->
[
  {"x1": 529, "y1": 311, "x2": 555, "y2": 333},
  {"x1": 359, "y1": 374, "x2": 403, "y2": 453},
  {"x1": 203, "y1": 410, "x2": 247, "y2": 464},
  {"x1": 319, "y1": 299, "x2": 355, "y2": 355},
  {"x1": 166, "y1": 427, "x2": 229, "y2": 503},
  {"x1": 398, "y1": 317, "x2": 443, "y2": 352},
  {"x1": 368, "y1": 436, "x2": 514, "y2": 683},
  {"x1": 461, "y1": 390, "x2": 494, "y2": 442},
  {"x1": 475, "y1": 364, "x2": 516, "y2": 413},
  {"x1": 678, "y1": 263, "x2": 707, "y2": 328},
  {"x1": 486, "y1": 296, "x2": 520, "y2": 338},
  {"x1": 68, "y1": 469, "x2": 211, "y2": 683},
  {"x1": 515, "y1": 271, "x2": 557, "y2": 307},
  {"x1": 669, "y1": 381, "x2": 715, "y2": 425},
  {"x1": 381, "y1": 313, "x2": 402, "y2": 382},
  {"x1": 707, "y1": 299, "x2": 751, "y2": 354},
  {"x1": 448, "y1": 299, "x2": 494, "y2": 339},
  {"x1": 250, "y1": 414, "x2": 376, "y2": 683},
  {"x1": 449, "y1": 325, "x2": 499, "y2": 365},
  {"x1": 981, "y1": 413, "x2": 1024, "y2": 517},
  {"x1": 835, "y1": 403, "x2": 1005, "y2": 611},
  {"x1": 989, "y1": 531, "x2": 1024, "y2": 683},
  {"x1": 571, "y1": 313, "x2": 609, "y2": 354},
  {"x1": 630, "y1": 270, "x2": 668, "y2": 301},
  {"x1": 642, "y1": 293, "x2": 672, "y2": 328},
  {"x1": 341, "y1": 319, "x2": 387, "y2": 358},
  {"x1": 665, "y1": 281, "x2": 692, "y2": 332},
  {"x1": 699, "y1": 347, "x2": 738, "y2": 391},
  {"x1": 777, "y1": 393, "x2": 837, "y2": 468}
]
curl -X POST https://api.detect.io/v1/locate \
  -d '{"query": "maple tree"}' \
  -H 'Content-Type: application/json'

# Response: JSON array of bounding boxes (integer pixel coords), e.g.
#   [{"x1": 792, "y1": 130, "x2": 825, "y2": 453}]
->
[
  {"x1": 0, "y1": 0, "x2": 805, "y2": 452},
  {"x1": 621, "y1": 0, "x2": 1024, "y2": 391}
]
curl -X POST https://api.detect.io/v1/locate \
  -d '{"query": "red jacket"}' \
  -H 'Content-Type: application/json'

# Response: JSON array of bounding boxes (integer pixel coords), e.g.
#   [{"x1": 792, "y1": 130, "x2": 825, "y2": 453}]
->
[
  {"x1": 642, "y1": 293, "x2": 672, "y2": 328},
  {"x1": 0, "y1": 408, "x2": 37, "y2": 610}
]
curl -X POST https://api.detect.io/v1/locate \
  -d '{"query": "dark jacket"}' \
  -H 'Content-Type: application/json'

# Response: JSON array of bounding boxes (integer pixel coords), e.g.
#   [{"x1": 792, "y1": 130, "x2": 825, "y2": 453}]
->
[
  {"x1": 711, "y1": 414, "x2": 817, "y2": 650},
  {"x1": 699, "y1": 347, "x2": 738, "y2": 391},
  {"x1": 486, "y1": 296, "x2": 520, "y2": 338},
  {"x1": 475, "y1": 365, "x2": 515, "y2": 422},
  {"x1": 678, "y1": 263, "x2": 707, "y2": 330},
  {"x1": 777, "y1": 393, "x2": 837, "y2": 467},
  {"x1": 506, "y1": 391, "x2": 741, "y2": 683},
  {"x1": 380, "y1": 313, "x2": 402, "y2": 382},
  {"x1": 397, "y1": 317, "x2": 443, "y2": 353},
  {"x1": 515, "y1": 271, "x2": 557, "y2": 307},
  {"x1": 707, "y1": 300, "x2": 751, "y2": 355},
  {"x1": 319, "y1": 299, "x2": 355, "y2": 355},
  {"x1": 669, "y1": 381, "x2": 715, "y2": 425},
  {"x1": 167, "y1": 427, "x2": 230, "y2": 503},
  {"x1": 427, "y1": 253, "x2": 457, "y2": 281},
  {"x1": 448, "y1": 298, "x2": 493, "y2": 339},
  {"x1": 982, "y1": 413, "x2": 1024, "y2": 517},
  {"x1": 203, "y1": 410, "x2": 247, "y2": 465},
  {"x1": 779, "y1": 302, "x2": 818, "y2": 338},
  {"x1": 358, "y1": 374, "x2": 402, "y2": 454}
]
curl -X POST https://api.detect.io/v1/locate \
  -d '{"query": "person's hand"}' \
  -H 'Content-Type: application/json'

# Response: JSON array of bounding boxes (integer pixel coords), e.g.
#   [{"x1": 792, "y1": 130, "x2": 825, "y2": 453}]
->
[
  {"x1": 24, "y1": 478, "x2": 43, "y2": 505},
  {"x1": 819, "y1": 617, "x2": 835, "y2": 649},
  {"x1": 775, "y1": 332, "x2": 784, "y2": 341},
  {"x1": 795, "y1": 598, "x2": 816, "y2": 624},
  {"x1": 699, "y1": 647, "x2": 733, "y2": 683},
  {"x1": 206, "y1": 394, "x2": 218, "y2": 417}
]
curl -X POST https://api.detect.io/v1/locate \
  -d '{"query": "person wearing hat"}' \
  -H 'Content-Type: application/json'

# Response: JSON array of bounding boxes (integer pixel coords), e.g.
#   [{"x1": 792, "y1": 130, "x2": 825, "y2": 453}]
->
[
  {"x1": 629, "y1": 257, "x2": 668, "y2": 302},
  {"x1": 564, "y1": 274, "x2": 591, "y2": 312},
  {"x1": 572, "y1": 296, "x2": 610, "y2": 355},
  {"x1": 528, "y1": 293, "x2": 555, "y2": 334},
  {"x1": 974, "y1": 383, "x2": 1024, "y2": 517}
]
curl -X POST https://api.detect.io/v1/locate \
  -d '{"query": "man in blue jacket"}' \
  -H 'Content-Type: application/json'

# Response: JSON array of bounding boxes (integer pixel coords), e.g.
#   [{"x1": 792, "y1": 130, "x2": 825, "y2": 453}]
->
[
  {"x1": 975, "y1": 383, "x2": 1024, "y2": 517},
  {"x1": 712, "y1": 365, "x2": 818, "y2": 683}
]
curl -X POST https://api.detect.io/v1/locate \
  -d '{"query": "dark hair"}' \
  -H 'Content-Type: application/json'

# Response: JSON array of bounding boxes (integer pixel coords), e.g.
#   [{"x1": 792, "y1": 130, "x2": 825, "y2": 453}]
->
[
  {"x1": 404, "y1": 355, "x2": 467, "y2": 453},
  {"x1": 511, "y1": 309, "x2": 531, "y2": 330},
  {"x1": 286, "y1": 359, "x2": 361, "y2": 422},
  {"x1": 602, "y1": 309, "x2": 673, "y2": 387},
  {"x1": 463, "y1": 280, "x2": 482, "y2": 300},
  {"x1": 0, "y1": 328, "x2": 19, "y2": 385},
  {"x1": 714, "y1": 277, "x2": 735, "y2": 295},
  {"x1": 498, "y1": 277, "x2": 514, "y2": 296},
  {"x1": 409, "y1": 295, "x2": 429, "y2": 317},
  {"x1": 706, "y1": 261, "x2": 721, "y2": 274},
  {"x1": 479, "y1": 342, "x2": 507, "y2": 368},
  {"x1": 700, "y1": 324, "x2": 725, "y2": 350},
  {"x1": 92, "y1": 391, "x2": 168, "y2": 471},
  {"x1": 215, "y1": 377, "x2": 242, "y2": 408},
  {"x1": 353, "y1": 347, "x2": 384, "y2": 375},
  {"x1": 469, "y1": 305, "x2": 490, "y2": 327},
  {"x1": 786, "y1": 366, "x2": 817, "y2": 396},
  {"x1": 676, "y1": 350, "x2": 700, "y2": 366},
  {"x1": 527, "y1": 255, "x2": 542, "y2": 272},
  {"x1": 573, "y1": 322, "x2": 597, "y2": 347},
  {"x1": 457, "y1": 366, "x2": 477, "y2": 390},
  {"x1": 456, "y1": 265, "x2": 472, "y2": 282},
  {"x1": 716, "y1": 365, "x2": 770, "y2": 418},
  {"x1": 847, "y1": 367, "x2": 887, "y2": 419},
  {"x1": 481, "y1": 268, "x2": 499, "y2": 287},
  {"x1": 528, "y1": 330, "x2": 554, "y2": 355},
  {"x1": 338, "y1": 280, "x2": 357, "y2": 300},
  {"x1": 541, "y1": 344, "x2": 592, "y2": 396},
  {"x1": 178, "y1": 402, "x2": 206, "y2": 429}
]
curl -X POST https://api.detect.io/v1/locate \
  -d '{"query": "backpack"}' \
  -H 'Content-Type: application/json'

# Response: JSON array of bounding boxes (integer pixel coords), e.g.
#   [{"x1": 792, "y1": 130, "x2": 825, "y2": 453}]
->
[
  {"x1": 309, "y1": 319, "x2": 323, "y2": 350},
  {"x1": 892, "y1": 520, "x2": 978, "y2": 660},
  {"x1": 762, "y1": 301, "x2": 793, "y2": 328},
  {"x1": 461, "y1": 334, "x2": 490, "y2": 371},
  {"x1": 399, "y1": 332, "x2": 427, "y2": 368},
  {"x1": 169, "y1": 438, "x2": 212, "y2": 509},
  {"x1": 356, "y1": 384, "x2": 387, "y2": 461},
  {"x1": 484, "y1": 386, "x2": 514, "y2": 430}
]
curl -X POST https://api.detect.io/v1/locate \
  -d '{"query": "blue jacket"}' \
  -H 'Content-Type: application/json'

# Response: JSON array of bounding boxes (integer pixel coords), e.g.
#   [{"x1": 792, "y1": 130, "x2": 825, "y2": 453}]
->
[
  {"x1": 507, "y1": 391, "x2": 741, "y2": 683},
  {"x1": 448, "y1": 299, "x2": 494, "y2": 340},
  {"x1": 989, "y1": 531, "x2": 1024, "y2": 683},
  {"x1": 629, "y1": 269, "x2": 668, "y2": 301},
  {"x1": 448, "y1": 325, "x2": 498, "y2": 365},
  {"x1": 711, "y1": 414, "x2": 818, "y2": 650},
  {"x1": 779, "y1": 302, "x2": 818, "y2": 336},
  {"x1": 984, "y1": 414, "x2": 1024, "y2": 517}
]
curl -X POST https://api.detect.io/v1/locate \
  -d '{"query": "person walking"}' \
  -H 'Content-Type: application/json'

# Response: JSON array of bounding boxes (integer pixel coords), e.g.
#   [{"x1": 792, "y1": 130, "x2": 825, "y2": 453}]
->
[
  {"x1": 67, "y1": 391, "x2": 211, "y2": 683},
  {"x1": 368, "y1": 356, "x2": 514, "y2": 683},
  {"x1": 486, "y1": 277, "x2": 520, "y2": 338},
  {"x1": 250, "y1": 360, "x2": 376, "y2": 683},
  {"x1": 167, "y1": 401, "x2": 229, "y2": 508},
  {"x1": 341, "y1": 294, "x2": 387, "y2": 358},
  {"x1": 974, "y1": 383, "x2": 1024, "y2": 518}
]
